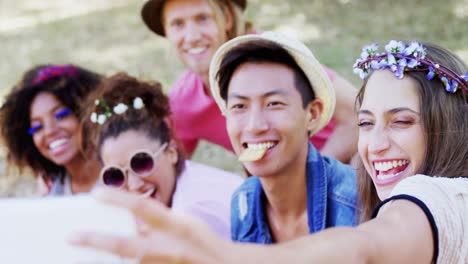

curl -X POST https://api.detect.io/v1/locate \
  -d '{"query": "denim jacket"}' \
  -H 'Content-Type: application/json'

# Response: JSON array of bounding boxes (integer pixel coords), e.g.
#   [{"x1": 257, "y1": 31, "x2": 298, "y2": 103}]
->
[{"x1": 231, "y1": 143, "x2": 359, "y2": 243}]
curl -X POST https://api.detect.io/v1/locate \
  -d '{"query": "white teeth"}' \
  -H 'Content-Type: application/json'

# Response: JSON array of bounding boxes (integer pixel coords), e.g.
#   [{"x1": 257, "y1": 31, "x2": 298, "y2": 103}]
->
[
  {"x1": 141, "y1": 188, "x2": 156, "y2": 198},
  {"x1": 187, "y1": 47, "x2": 206, "y2": 54},
  {"x1": 247, "y1": 142, "x2": 275, "y2": 151},
  {"x1": 374, "y1": 160, "x2": 408, "y2": 172},
  {"x1": 49, "y1": 139, "x2": 68, "y2": 150},
  {"x1": 378, "y1": 173, "x2": 396, "y2": 180}
]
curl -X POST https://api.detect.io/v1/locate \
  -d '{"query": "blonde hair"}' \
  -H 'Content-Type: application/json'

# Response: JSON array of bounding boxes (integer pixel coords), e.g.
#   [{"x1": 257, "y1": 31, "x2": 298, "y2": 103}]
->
[{"x1": 208, "y1": 0, "x2": 249, "y2": 40}]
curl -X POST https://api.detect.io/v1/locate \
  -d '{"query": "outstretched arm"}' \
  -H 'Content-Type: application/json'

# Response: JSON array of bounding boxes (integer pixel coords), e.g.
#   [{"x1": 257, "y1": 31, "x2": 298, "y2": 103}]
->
[
  {"x1": 258, "y1": 200, "x2": 434, "y2": 264},
  {"x1": 70, "y1": 188, "x2": 229, "y2": 264},
  {"x1": 71, "y1": 189, "x2": 434, "y2": 264},
  {"x1": 320, "y1": 74, "x2": 358, "y2": 163}
]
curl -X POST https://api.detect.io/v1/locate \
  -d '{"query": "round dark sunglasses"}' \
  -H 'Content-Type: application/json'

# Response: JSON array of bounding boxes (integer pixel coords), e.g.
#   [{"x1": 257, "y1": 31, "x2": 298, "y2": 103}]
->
[{"x1": 100, "y1": 142, "x2": 168, "y2": 188}]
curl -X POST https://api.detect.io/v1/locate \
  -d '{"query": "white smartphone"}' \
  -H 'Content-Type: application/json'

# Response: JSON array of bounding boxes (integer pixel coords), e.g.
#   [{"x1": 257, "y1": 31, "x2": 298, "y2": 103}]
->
[{"x1": 0, "y1": 195, "x2": 137, "y2": 264}]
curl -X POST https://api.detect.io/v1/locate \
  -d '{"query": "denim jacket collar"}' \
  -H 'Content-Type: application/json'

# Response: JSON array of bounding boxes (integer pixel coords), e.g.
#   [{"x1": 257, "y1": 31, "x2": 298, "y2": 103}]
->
[
  {"x1": 306, "y1": 142, "x2": 327, "y2": 232},
  {"x1": 253, "y1": 143, "x2": 328, "y2": 241},
  {"x1": 253, "y1": 182, "x2": 272, "y2": 243}
]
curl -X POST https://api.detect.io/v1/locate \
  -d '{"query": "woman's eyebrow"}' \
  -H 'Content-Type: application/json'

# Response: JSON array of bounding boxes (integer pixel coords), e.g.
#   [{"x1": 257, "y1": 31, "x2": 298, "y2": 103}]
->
[
  {"x1": 387, "y1": 107, "x2": 420, "y2": 115},
  {"x1": 357, "y1": 107, "x2": 420, "y2": 116},
  {"x1": 357, "y1": 109, "x2": 373, "y2": 116}
]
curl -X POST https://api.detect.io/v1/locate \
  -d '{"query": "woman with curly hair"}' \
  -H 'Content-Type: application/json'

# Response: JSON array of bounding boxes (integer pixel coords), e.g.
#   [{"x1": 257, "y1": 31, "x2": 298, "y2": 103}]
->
[{"x1": 0, "y1": 64, "x2": 102, "y2": 195}]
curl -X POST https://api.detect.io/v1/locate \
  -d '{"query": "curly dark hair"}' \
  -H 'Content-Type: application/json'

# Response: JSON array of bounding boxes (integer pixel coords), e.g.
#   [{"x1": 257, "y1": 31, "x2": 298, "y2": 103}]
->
[
  {"x1": 81, "y1": 73, "x2": 186, "y2": 176},
  {"x1": 0, "y1": 64, "x2": 102, "y2": 181}
]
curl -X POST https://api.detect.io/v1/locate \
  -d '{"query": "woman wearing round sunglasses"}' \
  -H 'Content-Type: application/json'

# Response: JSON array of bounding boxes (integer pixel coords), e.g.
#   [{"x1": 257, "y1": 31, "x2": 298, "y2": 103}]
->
[
  {"x1": 100, "y1": 142, "x2": 168, "y2": 189},
  {"x1": 82, "y1": 72, "x2": 242, "y2": 239},
  {"x1": 0, "y1": 64, "x2": 103, "y2": 196}
]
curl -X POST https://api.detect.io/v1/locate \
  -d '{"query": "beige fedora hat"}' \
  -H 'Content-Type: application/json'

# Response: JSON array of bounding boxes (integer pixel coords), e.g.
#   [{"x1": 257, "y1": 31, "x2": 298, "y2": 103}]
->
[
  {"x1": 209, "y1": 31, "x2": 336, "y2": 135},
  {"x1": 141, "y1": 0, "x2": 247, "y2": 37}
]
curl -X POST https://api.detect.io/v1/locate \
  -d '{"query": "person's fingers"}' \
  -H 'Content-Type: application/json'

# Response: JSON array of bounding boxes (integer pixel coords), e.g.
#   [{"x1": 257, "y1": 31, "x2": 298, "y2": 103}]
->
[
  {"x1": 93, "y1": 188, "x2": 175, "y2": 230},
  {"x1": 69, "y1": 230, "x2": 187, "y2": 264},
  {"x1": 68, "y1": 232, "x2": 143, "y2": 259},
  {"x1": 93, "y1": 188, "x2": 205, "y2": 244}
]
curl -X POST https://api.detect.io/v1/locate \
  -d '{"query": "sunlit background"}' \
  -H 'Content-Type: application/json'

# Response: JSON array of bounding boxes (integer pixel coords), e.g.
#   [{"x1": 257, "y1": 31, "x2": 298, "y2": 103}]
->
[{"x1": 1, "y1": 0, "x2": 467, "y2": 196}]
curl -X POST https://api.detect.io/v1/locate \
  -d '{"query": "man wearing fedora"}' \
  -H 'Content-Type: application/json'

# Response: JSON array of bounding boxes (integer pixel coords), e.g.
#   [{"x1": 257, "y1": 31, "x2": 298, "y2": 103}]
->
[
  {"x1": 209, "y1": 31, "x2": 359, "y2": 243},
  {"x1": 141, "y1": 0, "x2": 359, "y2": 163}
]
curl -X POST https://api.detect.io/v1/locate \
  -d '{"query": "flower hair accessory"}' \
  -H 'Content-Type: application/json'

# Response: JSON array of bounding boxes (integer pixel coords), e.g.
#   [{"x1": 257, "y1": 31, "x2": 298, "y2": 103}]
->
[
  {"x1": 90, "y1": 97, "x2": 145, "y2": 125},
  {"x1": 353, "y1": 40, "x2": 468, "y2": 93},
  {"x1": 33, "y1": 64, "x2": 78, "y2": 85}
]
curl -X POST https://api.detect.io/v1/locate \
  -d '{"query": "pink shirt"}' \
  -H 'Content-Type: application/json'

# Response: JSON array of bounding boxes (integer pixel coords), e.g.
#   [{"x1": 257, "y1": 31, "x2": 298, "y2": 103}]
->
[
  {"x1": 171, "y1": 161, "x2": 243, "y2": 240},
  {"x1": 169, "y1": 68, "x2": 337, "y2": 156}
]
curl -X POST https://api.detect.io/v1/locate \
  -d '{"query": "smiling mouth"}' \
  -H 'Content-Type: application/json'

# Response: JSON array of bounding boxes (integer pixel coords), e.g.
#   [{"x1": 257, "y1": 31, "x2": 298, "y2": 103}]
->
[
  {"x1": 374, "y1": 160, "x2": 409, "y2": 180},
  {"x1": 141, "y1": 188, "x2": 157, "y2": 199},
  {"x1": 239, "y1": 142, "x2": 276, "y2": 162},
  {"x1": 49, "y1": 138, "x2": 68, "y2": 150},
  {"x1": 187, "y1": 47, "x2": 207, "y2": 55}
]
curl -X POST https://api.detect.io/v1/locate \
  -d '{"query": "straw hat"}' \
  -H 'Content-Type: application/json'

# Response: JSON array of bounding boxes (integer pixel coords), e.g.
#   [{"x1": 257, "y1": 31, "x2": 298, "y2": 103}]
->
[
  {"x1": 209, "y1": 31, "x2": 336, "y2": 136},
  {"x1": 141, "y1": 0, "x2": 247, "y2": 37}
]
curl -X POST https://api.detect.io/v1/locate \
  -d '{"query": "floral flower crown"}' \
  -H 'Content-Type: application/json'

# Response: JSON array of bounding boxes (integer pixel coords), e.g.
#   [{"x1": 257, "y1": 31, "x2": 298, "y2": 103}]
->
[
  {"x1": 90, "y1": 97, "x2": 145, "y2": 125},
  {"x1": 353, "y1": 40, "x2": 468, "y2": 93},
  {"x1": 33, "y1": 64, "x2": 78, "y2": 85}
]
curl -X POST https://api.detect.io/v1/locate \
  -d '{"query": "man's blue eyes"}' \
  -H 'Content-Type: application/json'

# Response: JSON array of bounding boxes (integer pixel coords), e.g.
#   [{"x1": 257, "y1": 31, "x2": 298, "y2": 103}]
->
[{"x1": 28, "y1": 108, "x2": 73, "y2": 135}]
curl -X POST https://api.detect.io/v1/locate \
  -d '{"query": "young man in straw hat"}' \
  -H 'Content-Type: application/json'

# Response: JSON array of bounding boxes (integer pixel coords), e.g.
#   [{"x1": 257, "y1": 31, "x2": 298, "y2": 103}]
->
[
  {"x1": 209, "y1": 31, "x2": 359, "y2": 243},
  {"x1": 70, "y1": 32, "x2": 359, "y2": 259},
  {"x1": 141, "y1": 0, "x2": 358, "y2": 163}
]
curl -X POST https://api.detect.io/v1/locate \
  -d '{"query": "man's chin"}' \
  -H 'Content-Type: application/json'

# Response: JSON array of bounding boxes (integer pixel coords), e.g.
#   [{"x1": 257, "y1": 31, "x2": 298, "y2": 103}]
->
[
  {"x1": 244, "y1": 164, "x2": 277, "y2": 179},
  {"x1": 184, "y1": 61, "x2": 209, "y2": 75}
]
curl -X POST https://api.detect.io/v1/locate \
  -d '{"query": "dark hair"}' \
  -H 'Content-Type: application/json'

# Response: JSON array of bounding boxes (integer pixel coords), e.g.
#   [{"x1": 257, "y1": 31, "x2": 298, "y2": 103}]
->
[
  {"x1": 356, "y1": 43, "x2": 468, "y2": 221},
  {"x1": 82, "y1": 73, "x2": 185, "y2": 176},
  {"x1": 216, "y1": 40, "x2": 315, "y2": 108},
  {"x1": 0, "y1": 64, "x2": 102, "y2": 181}
]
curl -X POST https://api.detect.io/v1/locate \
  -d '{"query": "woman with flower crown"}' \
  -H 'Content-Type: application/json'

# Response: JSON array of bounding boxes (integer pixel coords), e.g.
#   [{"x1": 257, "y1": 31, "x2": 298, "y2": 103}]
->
[
  {"x1": 80, "y1": 73, "x2": 242, "y2": 240},
  {"x1": 72, "y1": 40, "x2": 468, "y2": 263},
  {"x1": 0, "y1": 64, "x2": 103, "y2": 195}
]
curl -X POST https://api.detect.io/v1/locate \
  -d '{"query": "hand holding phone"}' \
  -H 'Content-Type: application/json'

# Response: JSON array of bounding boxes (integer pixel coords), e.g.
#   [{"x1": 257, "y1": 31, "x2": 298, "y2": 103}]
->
[{"x1": 0, "y1": 195, "x2": 137, "y2": 264}]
